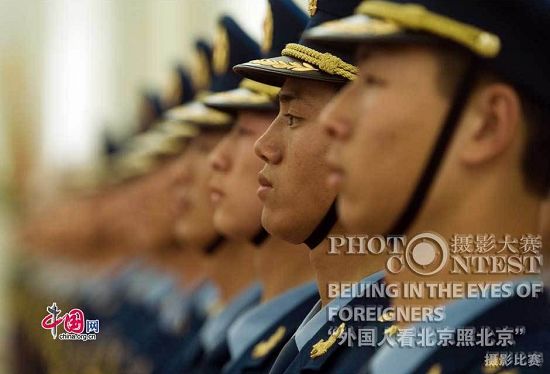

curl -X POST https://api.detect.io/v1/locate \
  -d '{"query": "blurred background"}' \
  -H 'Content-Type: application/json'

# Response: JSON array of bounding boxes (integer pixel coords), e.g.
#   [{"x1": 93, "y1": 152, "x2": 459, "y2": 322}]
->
[{"x1": 0, "y1": 1, "x2": 308, "y2": 373}]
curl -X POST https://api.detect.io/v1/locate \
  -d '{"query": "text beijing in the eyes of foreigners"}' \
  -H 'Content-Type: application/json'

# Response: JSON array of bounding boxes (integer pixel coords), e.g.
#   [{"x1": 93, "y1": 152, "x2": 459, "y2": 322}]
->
[{"x1": 323, "y1": 233, "x2": 544, "y2": 323}]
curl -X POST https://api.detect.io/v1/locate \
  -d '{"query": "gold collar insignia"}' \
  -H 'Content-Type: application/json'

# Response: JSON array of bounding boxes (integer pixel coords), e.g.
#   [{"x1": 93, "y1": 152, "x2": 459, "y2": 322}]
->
[
  {"x1": 251, "y1": 326, "x2": 287, "y2": 359},
  {"x1": 426, "y1": 363, "x2": 442, "y2": 374},
  {"x1": 310, "y1": 322, "x2": 345, "y2": 359},
  {"x1": 384, "y1": 325, "x2": 400, "y2": 337}
]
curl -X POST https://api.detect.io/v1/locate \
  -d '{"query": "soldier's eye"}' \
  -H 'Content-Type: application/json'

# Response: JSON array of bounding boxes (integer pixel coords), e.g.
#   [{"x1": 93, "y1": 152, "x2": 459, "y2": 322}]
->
[
  {"x1": 362, "y1": 73, "x2": 386, "y2": 87},
  {"x1": 237, "y1": 126, "x2": 253, "y2": 136},
  {"x1": 285, "y1": 114, "x2": 297, "y2": 127},
  {"x1": 197, "y1": 144, "x2": 211, "y2": 153}
]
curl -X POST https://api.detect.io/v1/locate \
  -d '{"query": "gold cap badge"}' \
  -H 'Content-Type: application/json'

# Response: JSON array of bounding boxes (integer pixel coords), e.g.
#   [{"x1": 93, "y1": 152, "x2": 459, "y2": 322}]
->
[
  {"x1": 262, "y1": 4, "x2": 273, "y2": 54},
  {"x1": 192, "y1": 50, "x2": 211, "y2": 92},
  {"x1": 308, "y1": 0, "x2": 317, "y2": 17},
  {"x1": 213, "y1": 25, "x2": 229, "y2": 75}
]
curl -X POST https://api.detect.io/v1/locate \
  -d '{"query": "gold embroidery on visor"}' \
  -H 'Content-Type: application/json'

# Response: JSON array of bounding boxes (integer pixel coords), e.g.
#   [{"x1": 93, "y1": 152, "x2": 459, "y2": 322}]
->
[
  {"x1": 250, "y1": 58, "x2": 319, "y2": 72},
  {"x1": 356, "y1": 1, "x2": 501, "y2": 57}
]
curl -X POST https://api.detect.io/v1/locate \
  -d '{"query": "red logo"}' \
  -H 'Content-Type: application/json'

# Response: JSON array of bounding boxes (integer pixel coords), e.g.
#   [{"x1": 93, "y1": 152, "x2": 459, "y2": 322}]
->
[{"x1": 41, "y1": 303, "x2": 87, "y2": 339}]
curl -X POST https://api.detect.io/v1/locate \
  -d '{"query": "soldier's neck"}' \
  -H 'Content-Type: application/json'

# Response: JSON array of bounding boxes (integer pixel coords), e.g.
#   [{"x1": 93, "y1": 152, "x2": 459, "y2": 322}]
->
[
  {"x1": 207, "y1": 239, "x2": 257, "y2": 304},
  {"x1": 174, "y1": 248, "x2": 207, "y2": 290},
  {"x1": 255, "y1": 236, "x2": 314, "y2": 303},
  {"x1": 309, "y1": 222, "x2": 387, "y2": 306},
  {"x1": 88, "y1": 253, "x2": 128, "y2": 277},
  {"x1": 387, "y1": 180, "x2": 542, "y2": 314}
]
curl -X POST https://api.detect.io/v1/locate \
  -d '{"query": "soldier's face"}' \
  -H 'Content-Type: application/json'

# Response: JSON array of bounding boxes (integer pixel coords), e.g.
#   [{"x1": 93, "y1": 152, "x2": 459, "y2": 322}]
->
[
  {"x1": 209, "y1": 110, "x2": 276, "y2": 240},
  {"x1": 322, "y1": 46, "x2": 449, "y2": 233},
  {"x1": 174, "y1": 132, "x2": 225, "y2": 248},
  {"x1": 254, "y1": 78, "x2": 339, "y2": 244}
]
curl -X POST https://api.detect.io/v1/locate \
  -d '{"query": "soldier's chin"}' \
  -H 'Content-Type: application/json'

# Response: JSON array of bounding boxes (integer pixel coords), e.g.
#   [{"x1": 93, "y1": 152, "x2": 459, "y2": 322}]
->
[
  {"x1": 261, "y1": 207, "x2": 311, "y2": 245},
  {"x1": 213, "y1": 211, "x2": 258, "y2": 242},
  {"x1": 338, "y1": 198, "x2": 368, "y2": 234},
  {"x1": 174, "y1": 221, "x2": 216, "y2": 249},
  {"x1": 339, "y1": 199, "x2": 386, "y2": 235}
]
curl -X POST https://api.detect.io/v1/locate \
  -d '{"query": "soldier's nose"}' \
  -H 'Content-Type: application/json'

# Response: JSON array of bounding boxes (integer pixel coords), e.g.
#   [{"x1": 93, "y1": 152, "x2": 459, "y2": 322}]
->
[
  {"x1": 254, "y1": 132, "x2": 282, "y2": 165},
  {"x1": 209, "y1": 151, "x2": 230, "y2": 172}
]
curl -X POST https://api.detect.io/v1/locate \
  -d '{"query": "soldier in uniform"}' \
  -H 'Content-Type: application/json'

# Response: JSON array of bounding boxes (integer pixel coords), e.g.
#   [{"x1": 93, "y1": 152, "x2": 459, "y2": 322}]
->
[
  {"x1": 232, "y1": 1, "x2": 393, "y2": 373},
  {"x1": 306, "y1": 0, "x2": 550, "y2": 372},
  {"x1": 202, "y1": 1, "x2": 320, "y2": 372},
  {"x1": 165, "y1": 15, "x2": 265, "y2": 373}
]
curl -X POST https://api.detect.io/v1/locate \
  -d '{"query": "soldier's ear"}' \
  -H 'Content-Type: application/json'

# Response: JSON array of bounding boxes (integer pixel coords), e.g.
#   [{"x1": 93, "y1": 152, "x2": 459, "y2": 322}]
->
[{"x1": 457, "y1": 81, "x2": 521, "y2": 166}]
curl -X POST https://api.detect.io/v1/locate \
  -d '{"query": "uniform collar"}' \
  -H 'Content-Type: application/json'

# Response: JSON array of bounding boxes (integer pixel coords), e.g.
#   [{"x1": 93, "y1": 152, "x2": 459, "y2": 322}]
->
[
  {"x1": 294, "y1": 271, "x2": 385, "y2": 351},
  {"x1": 227, "y1": 281, "x2": 318, "y2": 360},
  {"x1": 158, "y1": 287, "x2": 191, "y2": 334},
  {"x1": 200, "y1": 282, "x2": 262, "y2": 353},
  {"x1": 191, "y1": 280, "x2": 220, "y2": 318}
]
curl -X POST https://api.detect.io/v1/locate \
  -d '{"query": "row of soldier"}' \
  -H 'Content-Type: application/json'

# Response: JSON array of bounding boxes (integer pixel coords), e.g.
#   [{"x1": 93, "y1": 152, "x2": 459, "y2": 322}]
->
[{"x1": 15, "y1": 0, "x2": 550, "y2": 373}]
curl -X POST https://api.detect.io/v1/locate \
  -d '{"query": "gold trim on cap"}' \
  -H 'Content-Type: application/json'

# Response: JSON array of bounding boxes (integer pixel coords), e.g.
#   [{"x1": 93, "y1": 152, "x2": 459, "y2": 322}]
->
[
  {"x1": 162, "y1": 121, "x2": 199, "y2": 139},
  {"x1": 151, "y1": 137, "x2": 186, "y2": 157},
  {"x1": 203, "y1": 80, "x2": 279, "y2": 108},
  {"x1": 240, "y1": 79, "x2": 280, "y2": 98},
  {"x1": 357, "y1": 1, "x2": 501, "y2": 57},
  {"x1": 320, "y1": 14, "x2": 402, "y2": 35},
  {"x1": 167, "y1": 102, "x2": 233, "y2": 126},
  {"x1": 282, "y1": 43, "x2": 358, "y2": 80},
  {"x1": 248, "y1": 43, "x2": 357, "y2": 81},
  {"x1": 207, "y1": 88, "x2": 273, "y2": 105}
]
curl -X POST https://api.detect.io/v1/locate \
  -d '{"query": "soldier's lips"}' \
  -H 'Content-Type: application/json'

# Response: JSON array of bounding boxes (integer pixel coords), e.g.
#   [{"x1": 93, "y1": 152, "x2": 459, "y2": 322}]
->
[
  {"x1": 257, "y1": 172, "x2": 273, "y2": 201},
  {"x1": 176, "y1": 190, "x2": 192, "y2": 213},
  {"x1": 177, "y1": 198, "x2": 191, "y2": 214},
  {"x1": 209, "y1": 186, "x2": 225, "y2": 205},
  {"x1": 327, "y1": 167, "x2": 344, "y2": 189}
]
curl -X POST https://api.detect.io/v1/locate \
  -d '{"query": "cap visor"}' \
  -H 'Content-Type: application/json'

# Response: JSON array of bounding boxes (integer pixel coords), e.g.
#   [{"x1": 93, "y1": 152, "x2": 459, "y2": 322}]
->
[
  {"x1": 304, "y1": 14, "x2": 452, "y2": 50},
  {"x1": 165, "y1": 101, "x2": 234, "y2": 130},
  {"x1": 234, "y1": 55, "x2": 348, "y2": 87},
  {"x1": 203, "y1": 88, "x2": 278, "y2": 113}
]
